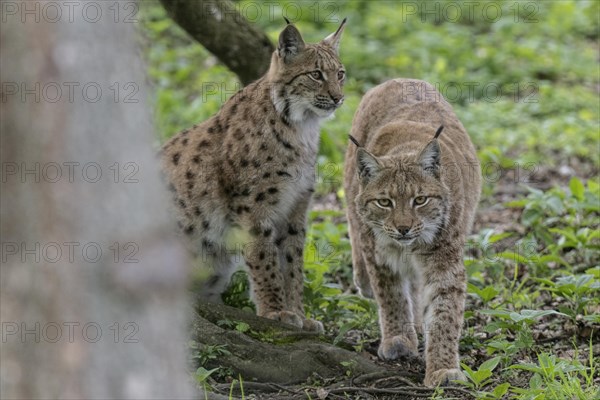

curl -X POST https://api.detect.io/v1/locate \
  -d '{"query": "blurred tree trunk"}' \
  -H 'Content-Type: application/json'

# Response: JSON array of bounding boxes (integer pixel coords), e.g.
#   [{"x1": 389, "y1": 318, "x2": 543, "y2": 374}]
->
[
  {"x1": 0, "y1": 3, "x2": 195, "y2": 399},
  {"x1": 159, "y1": 0, "x2": 275, "y2": 85}
]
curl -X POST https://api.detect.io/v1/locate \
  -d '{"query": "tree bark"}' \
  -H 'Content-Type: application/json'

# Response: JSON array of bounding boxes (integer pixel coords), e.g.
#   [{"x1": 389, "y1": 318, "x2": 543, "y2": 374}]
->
[
  {"x1": 0, "y1": 3, "x2": 194, "y2": 399},
  {"x1": 159, "y1": 0, "x2": 275, "y2": 85}
]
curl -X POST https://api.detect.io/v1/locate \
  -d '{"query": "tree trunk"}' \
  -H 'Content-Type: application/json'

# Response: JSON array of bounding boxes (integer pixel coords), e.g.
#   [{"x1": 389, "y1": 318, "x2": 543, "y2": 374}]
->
[
  {"x1": 159, "y1": 0, "x2": 275, "y2": 85},
  {"x1": 0, "y1": 3, "x2": 194, "y2": 398}
]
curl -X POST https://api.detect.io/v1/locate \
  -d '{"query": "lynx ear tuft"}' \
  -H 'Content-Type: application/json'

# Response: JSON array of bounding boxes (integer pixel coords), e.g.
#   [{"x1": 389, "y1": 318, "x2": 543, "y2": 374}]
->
[
  {"x1": 283, "y1": 16, "x2": 290, "y2": 25},
  {"x1": 278, "y1": 23, "x2": 305, "y2": 62},
  {"x1": 434, "y1": 125, "x2": 444, "y2": 139},
  {"x1": 357, "y1": 148, "x2": 381, "y2": 184},
  {"x1": 321, "y1": 17, "x2": 347, "y2": 54},
  {"x1": 349, "y1": 134, "x2": 361, "y2": 148}
]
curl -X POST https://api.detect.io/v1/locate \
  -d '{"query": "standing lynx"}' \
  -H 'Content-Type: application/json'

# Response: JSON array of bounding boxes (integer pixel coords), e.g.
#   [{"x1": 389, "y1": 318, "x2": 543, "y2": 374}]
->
[
  {"x1": 161, "y1": 20, "x2": 346, "y2": 332},
  {"x1": 344, "y1": 79, "x2": 481, "y2": 386}
]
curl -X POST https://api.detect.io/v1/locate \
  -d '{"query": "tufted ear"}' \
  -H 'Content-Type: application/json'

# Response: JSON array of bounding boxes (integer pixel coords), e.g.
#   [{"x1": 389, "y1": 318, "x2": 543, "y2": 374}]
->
[
  {"x1": 278, "y1": 21, "x2": 305, "y2": 63},
  {"x1": 418, "y1": 125, "x2": 444, "y2": 177},
  {"x1": 418, "y1": 140, "x2": 440, "y2": 177},
  {"x1": 321, "y1": 17, "x2": 347, "y2": 54},
  {"x1": 357, "y1": 148, "x2": 381, "y2": 184}
]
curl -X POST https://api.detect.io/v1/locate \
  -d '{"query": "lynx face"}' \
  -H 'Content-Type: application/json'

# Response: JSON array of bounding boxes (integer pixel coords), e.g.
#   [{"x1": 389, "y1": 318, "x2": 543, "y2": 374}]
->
[
  {"x1": 355, "y1": 148, "x2": 450, "y2": 247},
  {"x1": 270, "y1": 21, "x2": 346, "y2": 122}
]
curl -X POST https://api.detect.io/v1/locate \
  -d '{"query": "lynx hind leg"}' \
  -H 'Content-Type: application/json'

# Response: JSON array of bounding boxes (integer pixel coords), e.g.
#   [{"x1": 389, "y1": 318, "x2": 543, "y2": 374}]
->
[
  {"x1": 195, "y1": 252, "x2": 238, "y2": 304},
  {"x1": 243, "y1": 227, "x2": 303, "y2": 329}
]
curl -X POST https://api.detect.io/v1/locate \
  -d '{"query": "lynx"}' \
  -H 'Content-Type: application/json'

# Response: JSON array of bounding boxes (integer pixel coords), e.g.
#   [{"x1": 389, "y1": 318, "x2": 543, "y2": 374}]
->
[
  {"x1": 344, "y1": 79, "x2": 481, "y2": 386},
  {"x1": 160, "y1": 20, "x2": 346, "y2": 332}
]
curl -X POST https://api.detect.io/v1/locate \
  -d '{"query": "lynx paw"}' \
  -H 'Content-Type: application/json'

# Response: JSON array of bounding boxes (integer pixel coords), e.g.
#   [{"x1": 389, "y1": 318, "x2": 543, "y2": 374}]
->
[
  {"x1": 378, "y1": 335, "x2": 418, "y2": 360},
  {"x1": 264, "y1": 311, "x2": 303, "y2": 328},
  {"x1": 302, "y1": 318, "x2": 324, "y2": 333},
  {"x1": 424, "y1": 368, "x2": 466, "y2": 387}
]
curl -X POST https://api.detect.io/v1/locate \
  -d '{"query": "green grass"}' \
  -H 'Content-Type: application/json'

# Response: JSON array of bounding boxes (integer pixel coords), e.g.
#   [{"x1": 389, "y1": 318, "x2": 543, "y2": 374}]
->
[{"x1": 137, "y1": 0, "x2": 599, "y2": 397}]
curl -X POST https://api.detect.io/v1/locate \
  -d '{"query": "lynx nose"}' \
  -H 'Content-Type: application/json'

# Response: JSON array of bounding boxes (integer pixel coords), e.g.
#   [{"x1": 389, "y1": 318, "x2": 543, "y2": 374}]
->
[
  {"x1": 396, "y1": 226, "x2": 411, "y2": 236},
  {"x1": 331, "y1": 94, "x2": 344, "y2": 106}
]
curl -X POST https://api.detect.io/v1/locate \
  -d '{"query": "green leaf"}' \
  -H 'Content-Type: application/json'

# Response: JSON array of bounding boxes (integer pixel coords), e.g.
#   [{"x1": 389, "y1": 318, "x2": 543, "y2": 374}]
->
[
  {"x1": 460, "y1": 362, "x2": 476, "y2": 383},
  {"x1": 480, "y1": 286, "x2": 499, "y2": 302},
  {"x1": 509, "y1": 309, "x2": 568, "y2": 323},
  {"x1": 195, "y1": 367, "x2": 220, "y2": 383},
  {"x1": 479, "y1": 356, "x2": 501, "y2": 372},
  {"x1": 529, "y1": 373, "x2": 543, "y2": 390},
  {"x1": 582, "y1": 314, "x2": 600, "y2": 323},
  {"x1": 569, "y1": 177, "x2": 585, "y2": 201},
  {"x1": 547, "y1": 196, "x2": 566, "y2": 214},
  {"x1": 506, "y1": 199, "x2": 528, "y2": 208},
  {"x1": 508, "y1": 363, "x2": 541, "y2": 373},
  {"x1": 496, "y1": 251, "x2": 530, "y2": 264},
  {"x1": 235, "y1": 322, "x2": 250, "y2": 333},
  {"x1": 334, "y1": 321, "x2": 357, "y2": 345},
  {"x1": 522, "y1": 209, "x2": 543, "y2": 226},
  {"x1": 480, "y1": 309, "x2": 513, "y2": 320},
  {"x1": 492, "y1": 382, "x2": 511, "y2": 398},
  {"x1": 472, "y1": 368, "x2": 492, "y2": 385},
  {"x1": 587, "y1": 179, "x2": 600, "y2": 195},
  {"x1": 488, "y1": 232, "x2": 513, "y2": 243}
]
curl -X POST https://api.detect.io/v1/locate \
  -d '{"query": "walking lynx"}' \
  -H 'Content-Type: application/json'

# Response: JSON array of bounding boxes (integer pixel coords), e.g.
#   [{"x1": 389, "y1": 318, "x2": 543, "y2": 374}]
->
[
  {"x1": 161, "y1": 20, "x2": 346, "y2": 332},
  {"x1": 344, "y1": 79, "x2": 481, "y2": 386}
]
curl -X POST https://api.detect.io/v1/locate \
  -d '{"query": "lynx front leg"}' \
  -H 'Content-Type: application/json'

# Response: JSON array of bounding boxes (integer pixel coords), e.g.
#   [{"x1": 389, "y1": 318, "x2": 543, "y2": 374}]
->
[
  {"x1": 410, "y1": 274, "x2": 424, "y2": 335},
  {"x1": 244, "y1": 225, "x2": 302, "y2": 328},
  {"x1": 364, "y1": 240, "x2": 418, "y2": 359},
  {"x1": 348, "y1": 214, "x2": 373, "y2": 298},
  {"x1": 423, "y1": 265, "x2": 467, "y2": 387},
  {"x1": 278, "y1": 195, "x2": 323, "y2": 332}
]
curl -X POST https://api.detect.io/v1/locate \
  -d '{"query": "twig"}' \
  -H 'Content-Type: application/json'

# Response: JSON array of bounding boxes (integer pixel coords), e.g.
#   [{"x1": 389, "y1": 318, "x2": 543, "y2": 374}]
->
[
  {"x1": 352, "y1": 370, "x2": 397, "y2": 385},
  {"x1": 352, "y1": 370, "x2": 419, "y2": 385},
  {"x1": 215, "y1": 381, "x2": 300, "y2": 394},
  {"x1": 327, "y1": 386, "x2": 433, "y2": 397},
  {"x1": 374, "y1": 375, "x2": 419, "y2": 387},
  {"x1": 328, "y1": 385, "x2": 475, "y2": 398}
]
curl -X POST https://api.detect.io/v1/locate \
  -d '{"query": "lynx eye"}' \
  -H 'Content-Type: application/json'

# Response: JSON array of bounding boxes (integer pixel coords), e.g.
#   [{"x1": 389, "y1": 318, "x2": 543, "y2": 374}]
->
[
  {"x1": 309, "y1": 70, "x2": 323, "y2": 80},
  {"x1": 376, "y1": 199, "x2": 393, "y2": 208},
  {"x1": 337, "y1": 70, "x2": 345, "y2": 81},
  {"x1": 413, "y1": 196, "x2": 428, "y2": 206}
]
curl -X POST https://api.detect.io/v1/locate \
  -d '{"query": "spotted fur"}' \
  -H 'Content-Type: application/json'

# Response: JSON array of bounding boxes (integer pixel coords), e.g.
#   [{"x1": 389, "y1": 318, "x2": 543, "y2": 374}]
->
[
  {"x1": 161, "y1": 20, "x2": 346, "y2": 332},
  {"x1": 344, "y1": 79, "x2": 481, "y2": 386}
]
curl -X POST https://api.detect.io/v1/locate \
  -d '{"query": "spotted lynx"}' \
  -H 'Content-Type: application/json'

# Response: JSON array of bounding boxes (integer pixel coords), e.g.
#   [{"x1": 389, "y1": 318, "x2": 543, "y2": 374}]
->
[
  {"x1": 344, "y1": 79, "x2": 481, "y2": 386},
  {"x1": 161, "y1": 20, "x2": 346, "y2": 331}
]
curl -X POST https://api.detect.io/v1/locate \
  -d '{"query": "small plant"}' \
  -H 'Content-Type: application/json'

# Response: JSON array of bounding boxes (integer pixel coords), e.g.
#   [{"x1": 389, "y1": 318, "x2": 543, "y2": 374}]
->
[
  {"x1": 340, "y1": 360, "x2": 358, "y2": 377},
  {"x1": 190, "y1": 343, "x2": 232, "y2": 381},
  {"x1": 509, "y1": 351, "x2": 598, "y2": 400},
  {"x1": 481, "y1": 308, "x2": 568, "y2": 333},
  {"x1": 537, "y1": 273, "x2": 600, "y2": 316},
  {"x1": 194, "y1": 366, "x2": 219, "y2": 391},
  {"x1": 461, "y1": 356, "x2": 501, "y2": 390},
  {"x1": 228, "y1": 375, "x2": 245, "y2": 399},
  {"x1": 459, "y1": 356, "x2": 511, "y2": 399},
  {"x1": 468, "y1": 282, "x2": 500, "y2": 305},
  {"x1": 217, "y1": 319, "x2": 251, "y2": 334}
]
